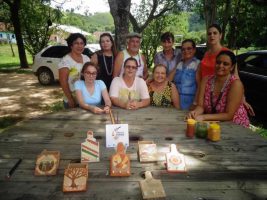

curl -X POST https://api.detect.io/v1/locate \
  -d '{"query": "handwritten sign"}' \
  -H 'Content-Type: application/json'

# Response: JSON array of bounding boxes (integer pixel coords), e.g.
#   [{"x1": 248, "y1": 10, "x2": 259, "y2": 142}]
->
[{"x1": 106, "y1": 124, "x2": 129, "y2": 148}]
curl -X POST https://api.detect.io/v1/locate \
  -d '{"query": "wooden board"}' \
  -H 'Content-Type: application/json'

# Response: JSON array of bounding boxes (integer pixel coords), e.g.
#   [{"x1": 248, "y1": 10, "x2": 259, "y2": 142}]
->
[{"x1": 1, "y1": 107, "x2": 267, "y2": 199}]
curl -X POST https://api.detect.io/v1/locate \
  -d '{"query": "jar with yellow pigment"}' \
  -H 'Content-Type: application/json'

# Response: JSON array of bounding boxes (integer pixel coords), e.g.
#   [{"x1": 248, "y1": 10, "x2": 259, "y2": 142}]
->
[{"x1": 208, "y1": 123, "x2": 221, "y2": 142}]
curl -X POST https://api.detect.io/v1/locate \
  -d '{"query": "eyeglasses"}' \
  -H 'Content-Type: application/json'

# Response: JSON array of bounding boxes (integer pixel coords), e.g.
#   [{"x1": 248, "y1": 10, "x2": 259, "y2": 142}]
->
[
  {"x1": 73, "y1": 42, "x2": 85, "y2": 46},
  {"x1": 84, "y1": 71, "x2": 97, "y2": 76},
  {"x1": 181, "y1": 47, "x2": 193, "y2": 52},
  {"x1": 125, "y1": 65, "x2": 137, "y2": 70}
]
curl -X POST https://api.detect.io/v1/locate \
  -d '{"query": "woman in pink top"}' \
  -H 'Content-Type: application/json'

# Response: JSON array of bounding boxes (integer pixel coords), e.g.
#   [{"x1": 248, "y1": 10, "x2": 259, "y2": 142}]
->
[{"x1": 188, "y1": 50, "x2": 249, "y2": 127}]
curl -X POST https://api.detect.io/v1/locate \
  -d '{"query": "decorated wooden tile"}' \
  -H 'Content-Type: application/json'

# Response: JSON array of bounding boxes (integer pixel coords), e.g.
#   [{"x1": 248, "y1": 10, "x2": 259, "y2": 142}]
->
[
  {"x1": 166, "y1": 144, "x2": 186, "y2": 173},
  {"x1": 110, "y1": 142, "x2": 130, "y2": 177},
  {"x1": 81, "y1": 130, "x2": 100, "y2": 162},
  {"x1": 63, "y1": 163, "x2": 88, "y2": 192},
  {"x1": 140, "y1": 171, "x2": 166, "y2": 199},
  {"x1": 34, "y1": 149, "x2": 60, "y2": 176},
  {"x1": 138, "y1": 141, "x2": 157, "y2": 163}
]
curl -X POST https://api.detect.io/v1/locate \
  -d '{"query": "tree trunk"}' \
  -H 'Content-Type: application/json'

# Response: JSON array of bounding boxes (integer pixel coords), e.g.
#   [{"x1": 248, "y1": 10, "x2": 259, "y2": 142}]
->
[
  {"x1": 221, "y1": 0, "x2": 231, "y2": 42},
  {"x1": 204, "y1": 0, "x2": 217, "y2": 31},
  {"x1": 71, "y1": 178, "x2": 77, "y2": 188},
  {"x1": 108, "y1": 0, "x2": 131, "y2": 51},
  {"x1": 9, "y1": 0, "x2": 29, "y2": 68}
]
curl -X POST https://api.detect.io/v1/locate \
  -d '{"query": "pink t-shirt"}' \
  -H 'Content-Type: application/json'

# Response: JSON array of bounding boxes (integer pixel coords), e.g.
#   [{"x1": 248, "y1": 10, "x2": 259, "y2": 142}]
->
[{"x1": 204, "y1": 75, "x2": 250, "y2": 128}]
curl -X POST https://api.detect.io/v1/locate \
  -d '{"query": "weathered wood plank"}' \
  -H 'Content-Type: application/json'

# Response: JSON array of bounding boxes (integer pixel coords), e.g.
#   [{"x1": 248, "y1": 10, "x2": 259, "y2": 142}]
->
[{"x1": 0, "y1": 107, "x2": 267, "y2": 199}]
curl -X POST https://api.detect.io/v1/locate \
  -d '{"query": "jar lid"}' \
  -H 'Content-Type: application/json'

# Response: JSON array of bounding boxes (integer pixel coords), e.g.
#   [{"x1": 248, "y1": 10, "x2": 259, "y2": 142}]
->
[
  {"x1": 187, "y1": 119, "x2": 196, "y2": 125},
  {"x1": 210, "y1": 123, "x2": 220, "y2": 130}
]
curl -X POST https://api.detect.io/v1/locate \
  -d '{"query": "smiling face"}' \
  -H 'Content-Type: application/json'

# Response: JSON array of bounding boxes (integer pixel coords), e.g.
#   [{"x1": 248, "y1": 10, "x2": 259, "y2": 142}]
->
[
  {"x1": 70, "y1": 37, "x2": 85, "y2": 55},
  {"x1": 100, "y1": 35, "x2": 113, "y2": 51},
  {"x1": 124, "y1": 60, "x2": 138, "y2": 78},
  {"x1": 181, "y1": 41, "x2": 196, "y2": 61},
  {"x1": 153, "y1": 65, "x2": 167, "y2": 84},
  {"x1": 215, "y1": 54, "x2": 234, "y2": 76},
  {"x1": 207, "y1": 27, "x2": 222, "y2": 46}
]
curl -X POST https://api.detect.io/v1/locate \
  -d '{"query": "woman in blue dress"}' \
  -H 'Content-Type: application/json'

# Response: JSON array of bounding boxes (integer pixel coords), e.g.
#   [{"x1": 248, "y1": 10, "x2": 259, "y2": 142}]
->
[
  {"x1": 169, "y1": 39, "x2": 200, "y2": 110},
  {"x1": 74, "y1": 62, "x2": 112, "y2": 114}
]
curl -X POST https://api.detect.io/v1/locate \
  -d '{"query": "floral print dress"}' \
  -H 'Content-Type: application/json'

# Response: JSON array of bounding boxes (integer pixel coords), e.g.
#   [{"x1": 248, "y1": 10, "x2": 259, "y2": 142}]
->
[{"x1": 204, "y1": 75, "x2": 250, "y2": 127}]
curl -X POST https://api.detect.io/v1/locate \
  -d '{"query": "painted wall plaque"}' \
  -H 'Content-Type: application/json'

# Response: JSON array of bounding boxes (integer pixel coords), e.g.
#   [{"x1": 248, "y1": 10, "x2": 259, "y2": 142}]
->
[
  {"x1": 138, "y1": 141, "x2": 157, "y2": 163},
  {"x1": 81, "y1": 130, "x2": 100, "y2": 162},
  {"x1": 34, "y1": 149, "x2": 60, "y2": 176},
  {"x1": 110, "y1": 142, "x2": 130, "y2": 176},
  {"x1": 166, "y1": 144, "x2": 186, "y2": 173},
  {"x1": 63, "y1": 163, "x2": 88, "y2": 192}
]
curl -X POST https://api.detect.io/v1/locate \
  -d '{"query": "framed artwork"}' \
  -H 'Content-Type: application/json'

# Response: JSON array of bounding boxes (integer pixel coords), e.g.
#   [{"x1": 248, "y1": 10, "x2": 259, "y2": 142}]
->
[
  {"x1": 63, "y1": 163, "x2": 88, "y2": 192},
  {"x1": 34, "y1": 149, "x2": 60, "y2": 176}
]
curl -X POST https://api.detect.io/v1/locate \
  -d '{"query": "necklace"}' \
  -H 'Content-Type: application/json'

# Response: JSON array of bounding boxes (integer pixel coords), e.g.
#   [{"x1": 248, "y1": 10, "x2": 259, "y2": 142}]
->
[
  {"x1": 210, "y1": 75, "x2": 231, "y2": 113},
  {"x1": 103, "y1": 54, "x2": 114, "y2": 76}
]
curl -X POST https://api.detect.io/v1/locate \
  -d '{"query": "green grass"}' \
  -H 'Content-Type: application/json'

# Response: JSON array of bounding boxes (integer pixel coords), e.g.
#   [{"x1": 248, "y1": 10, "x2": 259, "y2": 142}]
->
[{"x1": 0, "y1": 44, "x2": 33, "y2": 71}]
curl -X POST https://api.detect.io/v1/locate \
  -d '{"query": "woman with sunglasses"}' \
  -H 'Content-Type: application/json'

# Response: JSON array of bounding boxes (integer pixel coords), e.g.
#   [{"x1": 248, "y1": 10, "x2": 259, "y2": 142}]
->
[
  {"x1": 169, "y1": 39, "x2": 200, "y2": 110},
  {"x1": 74, "y1": 62, "x2": 111, "y2": 114},
  {"x1": 109, "y1": 57, "x2": 150, "y2": 110}
]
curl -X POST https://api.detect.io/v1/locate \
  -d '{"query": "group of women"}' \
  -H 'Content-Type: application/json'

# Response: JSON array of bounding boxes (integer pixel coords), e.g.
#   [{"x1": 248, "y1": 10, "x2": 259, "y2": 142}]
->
[{"x1": 59, "y1": 24, "x2": 253, "y2": 128}]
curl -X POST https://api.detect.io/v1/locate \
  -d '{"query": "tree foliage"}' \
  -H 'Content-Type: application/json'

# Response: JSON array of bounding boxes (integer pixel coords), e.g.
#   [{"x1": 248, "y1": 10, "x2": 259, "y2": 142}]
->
[
  {"x1": 194, "y1": 0, "x2": 267, "y2": 48},
  {"x1": 20, "y1": 0, "x2": 62, "y2": 57}
]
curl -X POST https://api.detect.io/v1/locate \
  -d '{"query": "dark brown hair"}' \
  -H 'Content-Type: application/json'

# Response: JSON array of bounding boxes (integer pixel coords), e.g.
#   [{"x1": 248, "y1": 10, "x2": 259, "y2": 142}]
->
[
  {"x1": 80, "y1": 62, "x2": 99, "y2": 80},
  {"x1": 98, "y1": 32, "x2": 117, "y2": 56}
]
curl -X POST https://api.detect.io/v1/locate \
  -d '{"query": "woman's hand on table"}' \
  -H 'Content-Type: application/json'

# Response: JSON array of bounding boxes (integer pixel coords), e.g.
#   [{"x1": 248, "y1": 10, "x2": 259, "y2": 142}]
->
[
  {"x1": 92, "y1": 106, "x2": 105, "y2": 114},
  {"x1": 103, "y1": 105, "x2": 111, "y2": 114}
]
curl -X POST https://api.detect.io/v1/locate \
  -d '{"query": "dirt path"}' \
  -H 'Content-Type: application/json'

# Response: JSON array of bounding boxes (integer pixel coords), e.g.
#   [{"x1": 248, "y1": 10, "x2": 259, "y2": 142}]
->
[{"x1": 0, "y1": 72, "x2": 63, "y2": 120}]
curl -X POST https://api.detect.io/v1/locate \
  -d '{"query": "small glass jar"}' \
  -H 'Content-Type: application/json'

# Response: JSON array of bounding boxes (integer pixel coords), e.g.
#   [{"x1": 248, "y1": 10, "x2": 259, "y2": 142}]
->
[
  {"x1": 208, "y1": 123, "x2": 221, "y2": 142},
  {"x1": 196, "y1": 122, "x2": 208, "y2": 138},
  {"x1": 186, "y1": 119, "x2": 196, "y2": 138}
]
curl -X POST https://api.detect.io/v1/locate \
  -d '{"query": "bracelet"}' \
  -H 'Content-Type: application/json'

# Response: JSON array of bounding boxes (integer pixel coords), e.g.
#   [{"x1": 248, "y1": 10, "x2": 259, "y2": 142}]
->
[{"x1": 104, "y1": 105, "x2": 110, "y2": 108}]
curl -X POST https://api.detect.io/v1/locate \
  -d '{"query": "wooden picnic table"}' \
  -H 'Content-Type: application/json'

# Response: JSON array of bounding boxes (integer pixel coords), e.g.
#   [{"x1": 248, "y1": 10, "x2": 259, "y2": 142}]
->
[{"x1": 0, "y1": 107, "x2": 267, "y2": 200}]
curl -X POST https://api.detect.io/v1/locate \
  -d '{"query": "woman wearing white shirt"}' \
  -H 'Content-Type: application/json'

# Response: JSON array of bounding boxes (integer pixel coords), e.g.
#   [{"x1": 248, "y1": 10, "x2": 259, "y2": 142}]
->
[
  {"x1": 58, "y1": 33, "x2": 90, "y2": 108},
  {"x1": 109, "y1": 57, "x2": 150, "y2": 110}
]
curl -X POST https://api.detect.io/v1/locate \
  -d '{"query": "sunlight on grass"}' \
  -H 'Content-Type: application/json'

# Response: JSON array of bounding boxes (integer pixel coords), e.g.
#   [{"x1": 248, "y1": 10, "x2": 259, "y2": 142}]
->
[
  {"x1": 250, "y1": 124, "x2": 267, "y2": 138},
  {"x1": 0, "y1": 44, "x2": 33, "y2": 70}
]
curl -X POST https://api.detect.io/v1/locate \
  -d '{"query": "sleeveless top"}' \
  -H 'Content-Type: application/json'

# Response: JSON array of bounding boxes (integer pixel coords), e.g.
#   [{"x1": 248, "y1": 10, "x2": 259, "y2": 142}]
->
[
  {"x1": 119, "y1": 49, "x2": 145, "y2": 78},
  {"x1": 96, "y1": 53, "x2": 114, "y2": 91},
  {"x1": 204, "y1": 75, "x2": 250, "y2": 127},
  {"x1": 148, "y1": 81, "x2": 173, "y2": 107},
  {"x1": 200, "y1": 47, "x2": 229, "y2": 78}
]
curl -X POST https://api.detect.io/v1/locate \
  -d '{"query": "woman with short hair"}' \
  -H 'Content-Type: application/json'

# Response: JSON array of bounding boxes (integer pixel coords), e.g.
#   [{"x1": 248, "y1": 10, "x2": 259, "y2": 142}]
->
[{"x1": 109, "y1": 57, "x2": 150, "y2": 110}]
